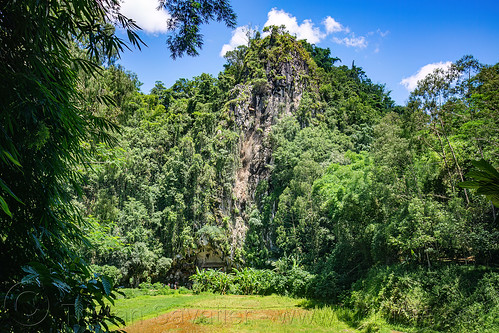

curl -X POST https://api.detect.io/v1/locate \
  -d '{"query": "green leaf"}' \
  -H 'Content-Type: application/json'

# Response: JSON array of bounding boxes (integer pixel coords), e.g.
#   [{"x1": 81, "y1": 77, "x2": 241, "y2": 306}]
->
[
  {"x1": 465, "y1": 170, "x2": 494, "y2": 182},
  {"x1": 460, "y1": 159, "x2": 499, "y2": 208},
  {"x1": 31, "y1": 234, "x2": 45, "y2": 257},
  {"x1": 472, "y1": 159, "x2": 499, "y2": 178},
  {"x1": 103, "y1": 294, "x2": 115, "y2": 306},
  {"x1": 0, "y1": 196, "x2": 12, "y2": 217},
  {"x1": 73, "y1": 324, "x2": 84, "y2": 333},
  {"x1": 101, "y1": 275, "x2": 112, "y2": 296},
  {"x1": 458, "y1": 181, "x2": 480, "y2": 189},
  {"x1": 95, "y1": 297, "x2": 105, "y2": 308},
  {"x1": 2, "y1": 149, "x2": 21, "y2": 167},
  {"x1": 75, "y1": 295, "x2": 83, "y2": 321},
  {"x1": 476, "y1": 184, "x2": 499, "y2": 196},
  {"x1": 0, "y1": 178, "x2": 23, "y2": 204},
  {"x1": 52, "y1": 278, "x2": 71, "y2": 293},
  {"x1": 98, "y1": 322, "x2": 107, "y2": 332}
]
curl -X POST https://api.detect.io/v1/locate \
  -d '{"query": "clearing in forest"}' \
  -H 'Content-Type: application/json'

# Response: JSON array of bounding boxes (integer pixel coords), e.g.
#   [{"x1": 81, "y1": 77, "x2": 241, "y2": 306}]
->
[{"x1": 113, "y1": 293, "x2": 397, "y2": 332}]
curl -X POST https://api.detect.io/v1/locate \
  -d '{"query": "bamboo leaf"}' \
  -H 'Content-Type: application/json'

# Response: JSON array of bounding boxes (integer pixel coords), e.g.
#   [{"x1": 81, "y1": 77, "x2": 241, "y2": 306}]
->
[
  {"x1": 2, "y1": 150, "x2": 21, "y2": 167},
  {"x1": 0, "y1": 196, "x2": 12, "y2": 217},
  {"x1": 0, "y1": 178, "x2": 23, "y2": 204}
]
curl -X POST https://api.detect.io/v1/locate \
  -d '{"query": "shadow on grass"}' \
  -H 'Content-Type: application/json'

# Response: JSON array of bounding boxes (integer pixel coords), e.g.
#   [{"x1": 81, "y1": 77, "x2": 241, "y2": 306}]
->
[{"x1": 295, "y1": 298, "x2": 366, "y2": 331}]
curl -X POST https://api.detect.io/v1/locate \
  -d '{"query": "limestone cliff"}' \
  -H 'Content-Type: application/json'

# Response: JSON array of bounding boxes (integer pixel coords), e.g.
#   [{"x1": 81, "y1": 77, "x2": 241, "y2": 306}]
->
[{"x1": 226, "y1": 35, "x2": 318, "y2": 257}]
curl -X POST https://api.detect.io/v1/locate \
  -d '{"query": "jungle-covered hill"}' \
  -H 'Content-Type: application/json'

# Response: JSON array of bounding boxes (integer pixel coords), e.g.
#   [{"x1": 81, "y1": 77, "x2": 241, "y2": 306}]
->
[{"x1": 69, "y1": 29, "x2": 499, "y2": 331}]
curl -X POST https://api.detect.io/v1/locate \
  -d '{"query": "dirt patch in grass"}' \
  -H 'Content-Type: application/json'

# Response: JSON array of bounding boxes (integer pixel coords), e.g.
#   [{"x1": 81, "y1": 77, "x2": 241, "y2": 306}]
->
[
  {"x1": 123, "y1": 308, "x2": 325, "y2": 332},
  {"x1": 119, "y1": 295, "x2": 402, "y2": 332}
]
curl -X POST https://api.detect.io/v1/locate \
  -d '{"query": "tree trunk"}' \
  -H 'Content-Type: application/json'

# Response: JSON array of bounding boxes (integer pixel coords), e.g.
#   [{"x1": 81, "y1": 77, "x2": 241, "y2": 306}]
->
[
  {"x1": 438, "y1": 117, "x2": 470, "y2": 205},
  {"x1": 433, "y1": 124, "x2": 455, "y2": 192}
]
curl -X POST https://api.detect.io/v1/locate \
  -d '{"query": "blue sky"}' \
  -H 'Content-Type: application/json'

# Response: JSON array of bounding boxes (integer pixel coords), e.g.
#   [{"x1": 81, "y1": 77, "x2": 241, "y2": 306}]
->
[{"x1": 116, "y1": 0, "x2": 499, "y2": 105}]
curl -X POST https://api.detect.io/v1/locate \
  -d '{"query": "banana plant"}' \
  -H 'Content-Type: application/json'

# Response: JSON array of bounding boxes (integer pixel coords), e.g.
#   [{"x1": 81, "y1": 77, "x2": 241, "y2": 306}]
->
[{"x1": 459, "y1": 159, "x2": 499, "y2": 208}]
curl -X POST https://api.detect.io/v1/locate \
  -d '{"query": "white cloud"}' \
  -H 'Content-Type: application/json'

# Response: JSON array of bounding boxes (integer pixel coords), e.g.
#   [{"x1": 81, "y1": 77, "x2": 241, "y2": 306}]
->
[
  {"x1": 332, "y1": 35, "x2": 367, "y2": 48},
  {"x1": 400, "y1": 61, "x2": 452, "y2": 91},
  {"x1": 220, "y1": 26, "x2": 251, "y2": 56},
  {"x1": 219, "y1": 9, "x2": 373, "y2": 57},
  {"x1": 368, "y1": 29, "x2": 390, "y2": 37},
  {"x1": 378, "y1": 29, "x2": 389, "y2": 37},
  {"x1": 323, "y1": 16, "x2": 348, "y2": 34},
  {"x1": 263, "y1": 8, "x2": 325, "y2": 44},
  {"x1": 120, "y1": 0, "x2": 170, "y2": 34}
]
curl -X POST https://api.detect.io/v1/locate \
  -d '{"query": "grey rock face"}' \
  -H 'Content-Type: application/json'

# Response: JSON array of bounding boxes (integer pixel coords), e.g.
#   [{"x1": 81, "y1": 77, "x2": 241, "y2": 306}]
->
[{"x1": 227, "y1": 49, "x2": 314, "y2": 254}]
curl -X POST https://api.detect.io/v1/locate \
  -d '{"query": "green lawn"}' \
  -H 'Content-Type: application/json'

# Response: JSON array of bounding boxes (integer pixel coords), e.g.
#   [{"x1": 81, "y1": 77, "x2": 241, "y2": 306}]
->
[
  {"x1": 109, "y1": 293, "x2": 397, "y2": 332},
  {"x1": 110, "y1": 293, "x2": 209, "y2": 325}
]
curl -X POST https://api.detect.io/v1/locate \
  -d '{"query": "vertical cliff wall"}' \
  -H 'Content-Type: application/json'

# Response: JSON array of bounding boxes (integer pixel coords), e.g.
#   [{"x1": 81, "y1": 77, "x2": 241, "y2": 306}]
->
[{"x1": 225, "y1": 35, "x2": 318, "y2": 258}]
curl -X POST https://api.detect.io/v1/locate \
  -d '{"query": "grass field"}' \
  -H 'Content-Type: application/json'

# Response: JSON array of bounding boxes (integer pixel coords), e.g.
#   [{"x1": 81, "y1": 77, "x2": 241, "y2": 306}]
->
[{"x1": 110, "y1": 293, "x2": 398, "y2": 332}]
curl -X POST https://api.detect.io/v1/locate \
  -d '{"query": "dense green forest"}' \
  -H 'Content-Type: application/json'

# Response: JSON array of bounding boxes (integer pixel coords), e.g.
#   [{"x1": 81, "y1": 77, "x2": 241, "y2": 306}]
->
[
  {"x1": 81, "y1": 30, "x2": 498, "y2": 331},
  {"x1": 1, "y1": 1, "x2": 498, "y2": 332}
]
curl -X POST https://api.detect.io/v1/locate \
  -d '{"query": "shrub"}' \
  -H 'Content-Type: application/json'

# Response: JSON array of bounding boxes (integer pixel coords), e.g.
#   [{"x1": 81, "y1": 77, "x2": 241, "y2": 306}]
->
[
  {"x1": 190, "y1": 267, "x2": 235, "y2": 294},
  {"x1": 90, "y1": 264, "x2": 123, "y2": 286},
  {"x1": 190, "y1": 268, "x2": 276, "y2": 295},
  {"x1": 119, "y1": 285, "x2": 182, "y2": 298},
  {"x1": 348, "y1": 264, "x2": 499, "y2": 332},
  {"x1": 271, "y1": 257, "x2": 315, "y2": 297},
  {"x1": 178, "y1": 286, "x2": 190, "y2": 294},
  {"x1": 190, "y1": 263, "x2": 314, "y2": 297}
]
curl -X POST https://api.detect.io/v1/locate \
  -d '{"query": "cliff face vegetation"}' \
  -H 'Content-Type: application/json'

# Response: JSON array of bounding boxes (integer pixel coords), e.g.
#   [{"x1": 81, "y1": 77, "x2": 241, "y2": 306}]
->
[
  {"x1": 77, "y1": 31, "x2": 336, "y2": 283},
  {"x1": 230, "y1": 31, "x2": 318, "y2": 255}
]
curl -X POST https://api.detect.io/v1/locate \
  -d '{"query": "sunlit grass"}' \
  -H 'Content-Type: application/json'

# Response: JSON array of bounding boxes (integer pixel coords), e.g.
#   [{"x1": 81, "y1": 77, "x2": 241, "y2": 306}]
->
[
  {"x1": 187, "y1": 294, "x2": 303, "y2": 309},
  {"x1": 108, "y1": 293, "x2": 400, "y2": 332},
  {"x1": 108, "y1": 293, "x2": 204, "y2": 326}
]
